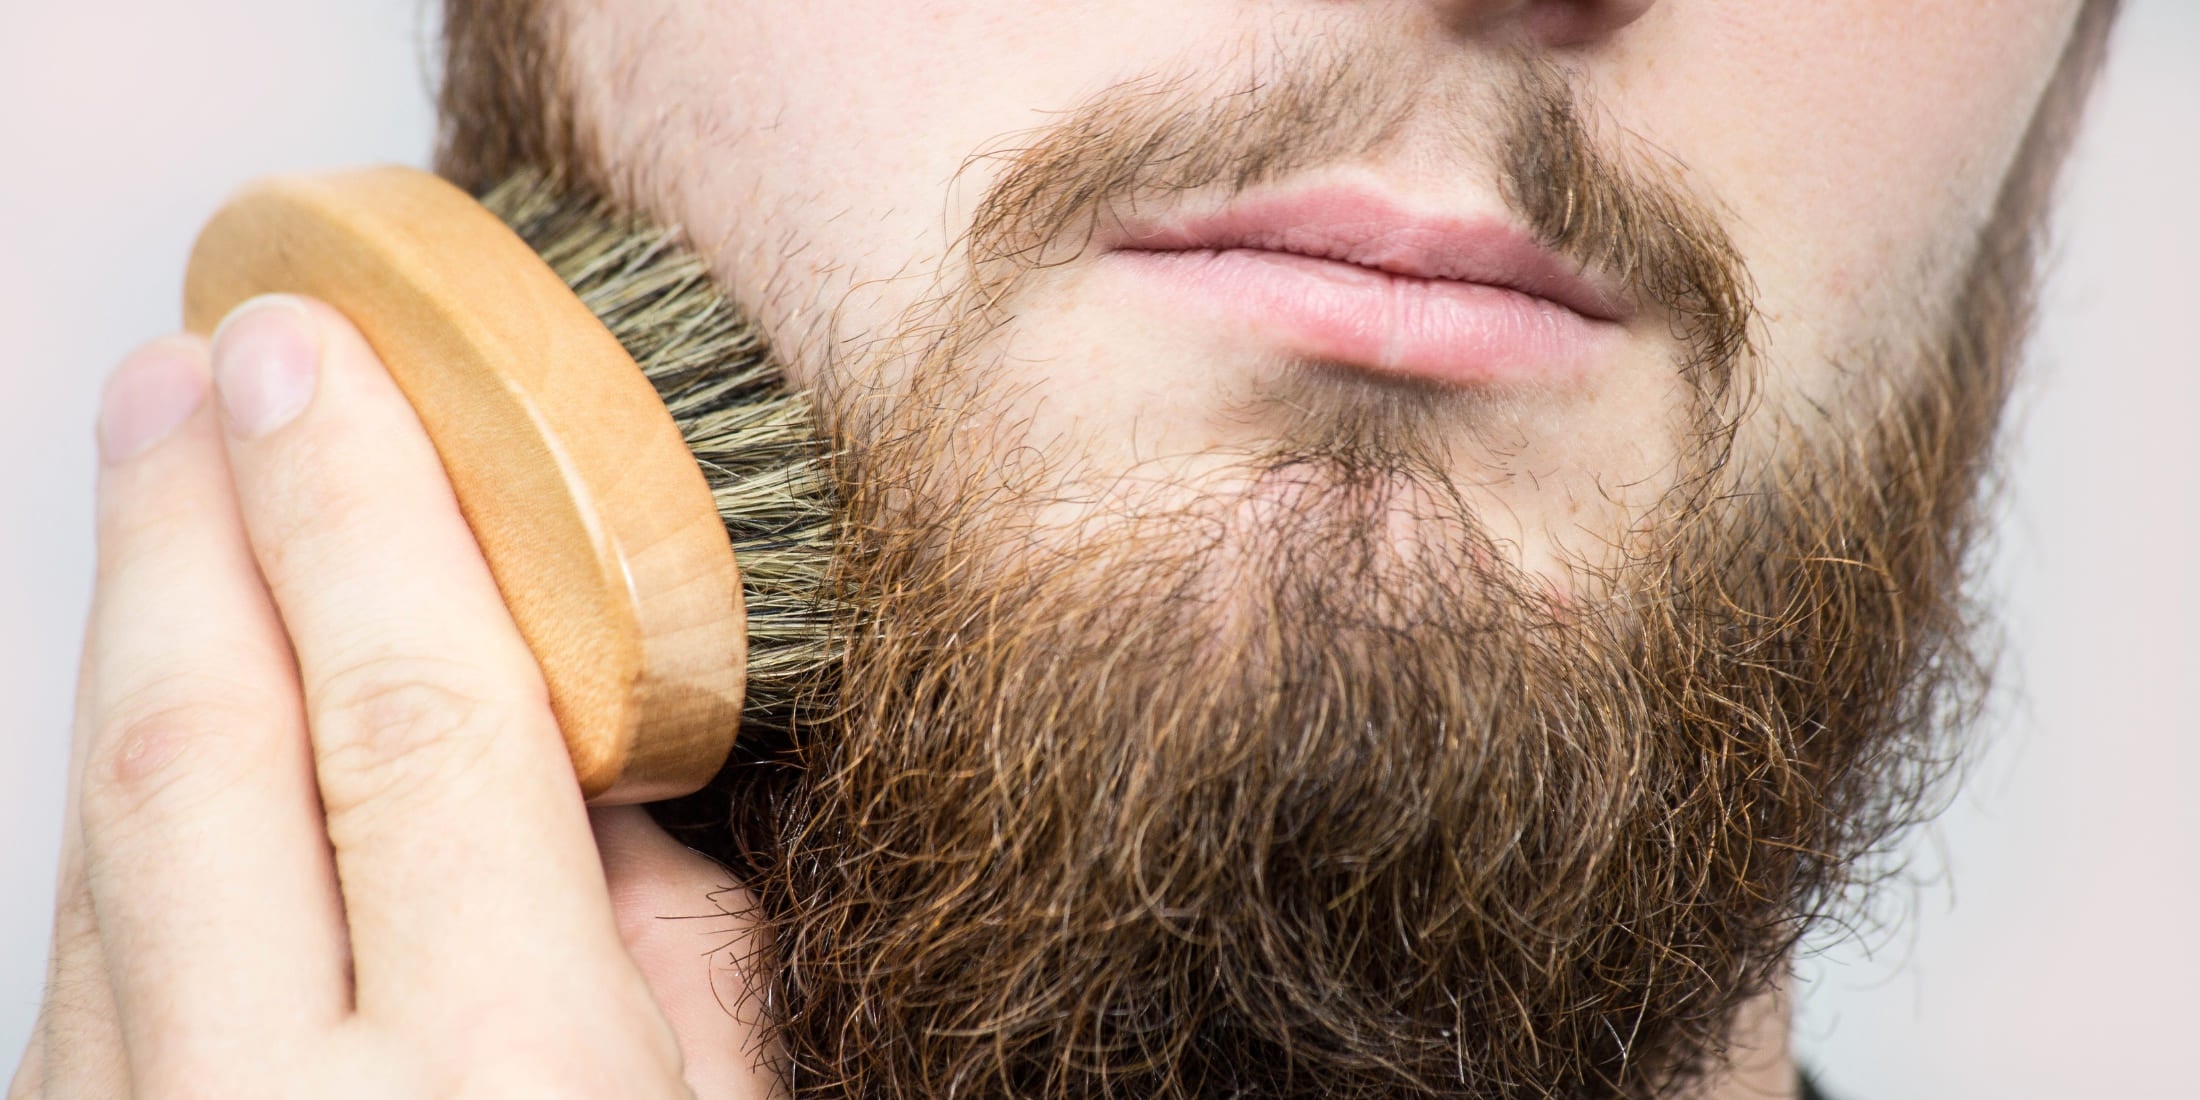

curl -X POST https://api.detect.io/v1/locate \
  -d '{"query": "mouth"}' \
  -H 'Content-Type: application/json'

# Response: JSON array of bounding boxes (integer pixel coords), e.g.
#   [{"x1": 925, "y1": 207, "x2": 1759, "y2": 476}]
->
[{"x1": 1102, "y1": 187, "x2": 1629, "y2": 387}]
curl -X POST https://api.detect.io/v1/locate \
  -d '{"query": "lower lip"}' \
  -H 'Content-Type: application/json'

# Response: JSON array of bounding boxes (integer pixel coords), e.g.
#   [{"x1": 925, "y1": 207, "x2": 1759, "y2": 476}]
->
[{"x1": 1106, "y1": 248, "x2": 1614, "y2": 386}]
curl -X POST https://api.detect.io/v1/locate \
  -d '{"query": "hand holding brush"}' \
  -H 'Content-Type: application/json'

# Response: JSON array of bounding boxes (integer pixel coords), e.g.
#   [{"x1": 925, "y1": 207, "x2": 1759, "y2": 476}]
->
[{"x1": 9, "y1": 171, "x2": 807, "y2": 1098}]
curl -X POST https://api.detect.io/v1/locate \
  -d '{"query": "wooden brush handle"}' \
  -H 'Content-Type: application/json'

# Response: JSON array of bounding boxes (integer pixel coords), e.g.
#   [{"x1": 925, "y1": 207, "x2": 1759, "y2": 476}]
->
[{"x1": 183, "y1": 166, "x2": 746, "y2": 805}]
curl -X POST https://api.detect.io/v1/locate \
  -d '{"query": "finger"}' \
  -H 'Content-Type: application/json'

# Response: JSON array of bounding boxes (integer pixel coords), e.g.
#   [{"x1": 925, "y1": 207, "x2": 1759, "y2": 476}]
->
[
  {"x1": 31, "y1": 787, "x2": 129, "y2": 1100},
  {"x1": 207, "y1": 296, "x2": 636, "y2": 1016},
  {"x1": 594, "y1": 808, "x2": 784, "y2": 1100},
  {"x1": 74, "y1": 336, "x2": 348, "y2": 1077},
  {"x1": 29, "y1": 630, "x2": 131, "y2": 1100},
  {"x1": 7, "y1": 1024, "x2": 40, "y2": 1099},
  {"x1": 31, "y1": 853, "x2": 131, "y2": 1100},
  {"x1": 30, "y1": 877, "x2": 120, "y2": 1100}
]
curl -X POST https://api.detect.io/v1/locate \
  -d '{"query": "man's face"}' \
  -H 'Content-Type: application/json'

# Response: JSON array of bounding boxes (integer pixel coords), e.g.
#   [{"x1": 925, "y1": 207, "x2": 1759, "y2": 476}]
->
[
  {"x1": 539, "y1": 2, "x2": 2093, "y2": 1096},
  {"x1": 566, "y1": 0, "x2": 2075, "y2": 587}
]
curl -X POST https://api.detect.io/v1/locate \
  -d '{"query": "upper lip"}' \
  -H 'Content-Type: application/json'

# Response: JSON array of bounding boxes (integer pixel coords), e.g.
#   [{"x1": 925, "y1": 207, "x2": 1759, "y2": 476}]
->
[{"x1": 1108, "y1": 187, "x2": 1628, "y2": 323}]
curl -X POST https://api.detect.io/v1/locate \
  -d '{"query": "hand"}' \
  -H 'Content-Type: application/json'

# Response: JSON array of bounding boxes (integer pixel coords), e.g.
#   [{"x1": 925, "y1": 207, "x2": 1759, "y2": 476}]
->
[{"x1": 10, "y1": 297, "x2": 780, "y2": 1099}]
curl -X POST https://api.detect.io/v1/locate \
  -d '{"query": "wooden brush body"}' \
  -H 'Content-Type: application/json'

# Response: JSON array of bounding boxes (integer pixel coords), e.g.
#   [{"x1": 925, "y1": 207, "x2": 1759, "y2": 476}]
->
[{"x1": 185, "y1": 167, "x2": 748, "y2": 805}]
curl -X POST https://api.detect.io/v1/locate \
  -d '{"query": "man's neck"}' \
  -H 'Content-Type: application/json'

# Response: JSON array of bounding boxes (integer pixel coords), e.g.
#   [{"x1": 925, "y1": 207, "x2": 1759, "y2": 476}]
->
[{"x1": 1697, "y1": 985, "x2": 1798, "y2": 1100}]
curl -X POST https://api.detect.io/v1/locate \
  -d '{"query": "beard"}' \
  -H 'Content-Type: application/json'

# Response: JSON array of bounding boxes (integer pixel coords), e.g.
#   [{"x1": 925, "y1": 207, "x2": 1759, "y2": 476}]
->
[{"x1": 644, "y1": 39, "x2": 2060, "y2": 1100}]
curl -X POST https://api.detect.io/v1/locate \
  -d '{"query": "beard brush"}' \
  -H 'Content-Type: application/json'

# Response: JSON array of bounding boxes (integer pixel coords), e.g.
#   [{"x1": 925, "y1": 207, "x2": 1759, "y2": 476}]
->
[{"x1": 182, "y1": 166, "x2": 835, "y2": 806}]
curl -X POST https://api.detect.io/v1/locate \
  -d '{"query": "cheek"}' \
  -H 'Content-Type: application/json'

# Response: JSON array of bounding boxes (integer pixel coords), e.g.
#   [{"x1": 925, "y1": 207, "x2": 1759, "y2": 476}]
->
[{"x1": 1591, "y1": 1, "x2": 2081, "y2": 387}]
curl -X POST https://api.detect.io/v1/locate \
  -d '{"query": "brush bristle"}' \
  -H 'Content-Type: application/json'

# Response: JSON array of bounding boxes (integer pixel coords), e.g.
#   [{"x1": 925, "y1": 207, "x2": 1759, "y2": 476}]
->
[{"x1": 479, "y1": 171, "x2": 838, "y2": 737}]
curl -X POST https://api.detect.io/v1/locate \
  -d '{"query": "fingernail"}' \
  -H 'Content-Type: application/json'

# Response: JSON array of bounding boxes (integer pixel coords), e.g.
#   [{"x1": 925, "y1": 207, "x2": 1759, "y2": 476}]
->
[
  {"x1": 97, "y1": 339, "x2": 209, "y2": 464},
  {"x1": 211, "y1": 295, "x2": 320, "y2": 439}
]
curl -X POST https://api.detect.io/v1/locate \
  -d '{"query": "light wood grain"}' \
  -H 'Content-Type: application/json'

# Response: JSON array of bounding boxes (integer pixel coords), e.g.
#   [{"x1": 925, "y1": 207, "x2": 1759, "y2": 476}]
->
[{"x1": 183, "y1": 166, "x2": 747, "y2": 805}]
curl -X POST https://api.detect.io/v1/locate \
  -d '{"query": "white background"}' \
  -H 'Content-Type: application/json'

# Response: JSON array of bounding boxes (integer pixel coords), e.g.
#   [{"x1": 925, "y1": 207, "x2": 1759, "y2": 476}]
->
[{"x1": 2, "y1": 4, "x2": 2193, "y2": 1096}]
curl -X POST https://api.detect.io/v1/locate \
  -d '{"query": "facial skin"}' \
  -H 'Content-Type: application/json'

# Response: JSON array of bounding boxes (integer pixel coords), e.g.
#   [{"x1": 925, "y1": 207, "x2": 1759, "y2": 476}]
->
[{"x1": 439, "y1": 1, "x2": 2104, "y2": 1097}]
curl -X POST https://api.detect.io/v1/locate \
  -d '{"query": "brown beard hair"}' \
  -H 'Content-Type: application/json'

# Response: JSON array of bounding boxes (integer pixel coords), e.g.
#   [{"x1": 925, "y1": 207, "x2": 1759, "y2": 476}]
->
[
  {"x1": 695, "y1": 55, "x2": 1902, "y2": 1099},
  {"x1": 435, "y1": 5, "x2": 2121, "y2": 1099}
]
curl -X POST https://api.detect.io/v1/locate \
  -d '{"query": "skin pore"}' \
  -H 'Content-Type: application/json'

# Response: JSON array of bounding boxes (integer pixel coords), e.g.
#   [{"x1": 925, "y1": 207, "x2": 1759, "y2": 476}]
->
[{"x1": 428, "y1": 1, "x2": 2109, "y2": 1097}]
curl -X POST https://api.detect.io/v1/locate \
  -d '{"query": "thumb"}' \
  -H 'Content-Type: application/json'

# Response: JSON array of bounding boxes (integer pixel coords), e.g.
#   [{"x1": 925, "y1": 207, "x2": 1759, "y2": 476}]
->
[{"x1": 590, "y1": 805, "x2": 784, "y2": 1100}]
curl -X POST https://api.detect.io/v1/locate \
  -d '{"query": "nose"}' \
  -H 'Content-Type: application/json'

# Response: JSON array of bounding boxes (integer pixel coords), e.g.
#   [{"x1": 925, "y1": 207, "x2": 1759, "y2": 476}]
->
[{"x1": 1439, "y1": 0, "x2": 1658, "y2": 47}]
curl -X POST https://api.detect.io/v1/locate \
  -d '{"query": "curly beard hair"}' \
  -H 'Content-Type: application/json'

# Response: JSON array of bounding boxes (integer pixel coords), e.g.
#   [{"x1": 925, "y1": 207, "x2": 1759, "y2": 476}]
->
[{"x1": 431, "y1": 5, "x2": 2117, "y2": 1096}]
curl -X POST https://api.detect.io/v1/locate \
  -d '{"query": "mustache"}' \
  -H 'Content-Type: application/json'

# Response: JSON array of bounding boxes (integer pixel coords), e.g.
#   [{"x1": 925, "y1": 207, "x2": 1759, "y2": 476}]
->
[{"x1": 955, "y1": 44, "x2": 1755, "y2": 399}]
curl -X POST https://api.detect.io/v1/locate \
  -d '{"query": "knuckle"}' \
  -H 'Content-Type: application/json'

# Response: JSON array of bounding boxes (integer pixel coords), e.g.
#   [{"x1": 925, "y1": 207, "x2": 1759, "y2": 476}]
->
[
  {"x1": 308, "y1": 654, "x2": 513, "y2": 818},
  {"x1": 81, "y1": 682, "x2": 261, "y2": 827}
]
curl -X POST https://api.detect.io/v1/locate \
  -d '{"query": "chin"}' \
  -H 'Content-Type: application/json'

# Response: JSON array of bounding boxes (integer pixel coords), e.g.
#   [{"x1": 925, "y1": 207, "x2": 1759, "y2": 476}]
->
[{"x1": 671, "y1": 364, "x2": 1975, "y2": 1097}]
